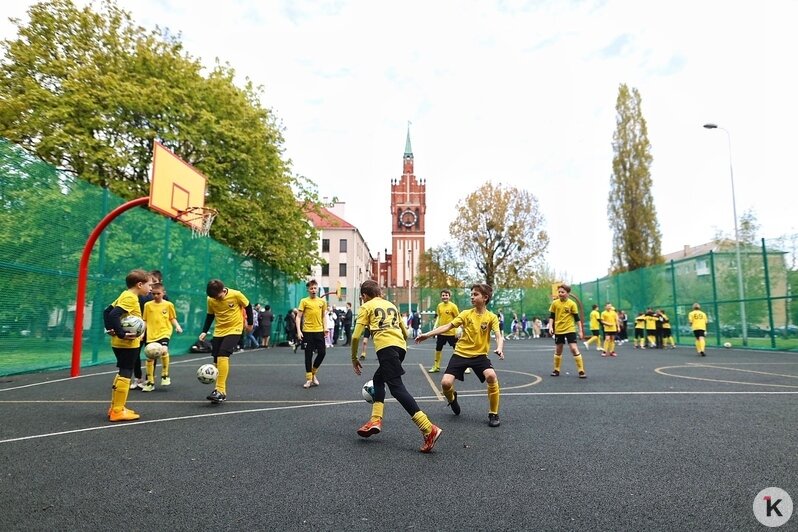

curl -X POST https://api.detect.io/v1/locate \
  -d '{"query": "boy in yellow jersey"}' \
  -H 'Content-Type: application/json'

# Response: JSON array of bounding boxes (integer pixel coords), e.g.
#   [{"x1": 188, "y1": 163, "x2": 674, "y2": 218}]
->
[
  {"x1": 105, "y1": 269, "x2": 152, "y2": 421},
  {"x1": 296, "y1": 279, "x2": 328, "y2": 389},
  {"x1": 417, "y1": 283, "x2": 505, "y2": 427},
  {"x1": 141, "y1": 283, "x2": 183, "y2": 392},
  {"x1": 427, "y1": 289, "x2": 460, "y2": 373},
  {"x1": 688, "y1": 303, "x2": 708, "y2": 356},
  {"x1": 351, "y1": 280, "x2": 442, "y2": 453},
  {"x1": 547, "y1": 284, "x2": 587, "y2": 378},
  {"x1": 634, "y1": 311, "x2": 647, "y2": 348},
  {"x1": 658, "y1": 309, "x2": 675, "y2": 349},
  {"x1": 644, "y1": 309, "x2": 658, "y2": 348},
  {"x1": 583, "y1": 304, "x2": 603, "y2": 352},
  {"x1": 600, "y1": 303, "x2": 619, "y2": 357},
  {"x1": 199, "y1": 279, "x2": 253, "y2": 404}
]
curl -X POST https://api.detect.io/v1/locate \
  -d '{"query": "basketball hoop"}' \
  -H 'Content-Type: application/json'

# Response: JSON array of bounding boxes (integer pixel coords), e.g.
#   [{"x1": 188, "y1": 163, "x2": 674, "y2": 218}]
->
[{"x1": 178, "y1": 206, "x2": 218, "y2": 238}]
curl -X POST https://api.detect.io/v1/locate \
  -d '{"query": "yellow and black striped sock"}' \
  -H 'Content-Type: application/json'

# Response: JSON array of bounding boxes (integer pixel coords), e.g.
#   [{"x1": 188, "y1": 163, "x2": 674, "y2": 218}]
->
[
  {"x1": 487, "y1": 381, "x2": 500, "y2": 414},
  {"x1": 412, "y1": 411, "x2": 432, "y2": 435},
  {"x1": 371, "y1": 401, "x2": 384, "y2": 422},
  {"x1": 216, "y1": 357, "x2": 229, "y2": 394}
]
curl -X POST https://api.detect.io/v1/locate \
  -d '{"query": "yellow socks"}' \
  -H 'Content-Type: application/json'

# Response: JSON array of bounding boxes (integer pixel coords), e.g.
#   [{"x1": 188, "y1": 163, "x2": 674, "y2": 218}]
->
[
  {"x1": 161, "y1": 354, "x2": 169, "y2": 377},
  {"x1": 433, "y1": 351, "x2": 442, "y2": 369},
  {"x1": 371, "y1": 401, "x2": 384, "y2": 422},
  {"x1": 574, "y1": 354, "x2": 585, "y2": 373},
  {"x1": 487, "y1": 381, "x2": 500, "y2": 415},
  {"x1": 312, "y1": 367, "x2": 319, "y2": 379},
  {"x1": 553, "y1": 353, "x2": 562, "y2": 372},
  {"x1": 443, "y1": 387, "x2": 456, "y2": 403},
  {"x1": 412, "y1": 410, "x2": 432, "y2": 435},
  {"x1": 305, "y1": 371, "x2": 313, "y2": 381},
  {"x1": 146, "y1": 360, "x2": 155, "y2": 382},
  {"x1": 111, "y1": 376, "x2": 131, "y2": 413},
  {"x1": 216, "y1": 357, "x2": 229, "y2": 394}
]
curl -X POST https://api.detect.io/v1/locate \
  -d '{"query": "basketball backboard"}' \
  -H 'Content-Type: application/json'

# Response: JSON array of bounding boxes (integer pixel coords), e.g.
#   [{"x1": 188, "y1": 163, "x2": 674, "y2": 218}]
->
[{"x1": 149, "y1": 142, "x2": 208, "y2": 230}]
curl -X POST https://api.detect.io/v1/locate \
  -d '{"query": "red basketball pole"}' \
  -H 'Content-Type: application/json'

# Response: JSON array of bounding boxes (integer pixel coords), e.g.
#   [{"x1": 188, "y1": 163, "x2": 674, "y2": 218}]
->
[{"x1": 71, "y1": 196, "x2": 149, "y2": 377}]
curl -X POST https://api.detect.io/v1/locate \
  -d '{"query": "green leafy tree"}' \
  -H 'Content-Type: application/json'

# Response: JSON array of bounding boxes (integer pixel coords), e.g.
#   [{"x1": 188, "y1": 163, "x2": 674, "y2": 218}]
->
[
  {"x1": 448, "y1": 182, "x2": 549, "y2": 287},
  {"x1": 415, "y1": 243, "x2": 468, "y2": 289},
  {"x1": 609, "y1": 83, "x2": 662, "y2": 273},
  {"x1": 0, "y1": 0, "x2": 319, "y2": 278}
]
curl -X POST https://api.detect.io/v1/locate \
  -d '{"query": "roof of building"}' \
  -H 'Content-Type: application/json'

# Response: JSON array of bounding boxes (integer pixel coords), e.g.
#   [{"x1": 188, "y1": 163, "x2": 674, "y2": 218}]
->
[{"x1": 305, "y1": 206, "x2": 355, "y2": 230}]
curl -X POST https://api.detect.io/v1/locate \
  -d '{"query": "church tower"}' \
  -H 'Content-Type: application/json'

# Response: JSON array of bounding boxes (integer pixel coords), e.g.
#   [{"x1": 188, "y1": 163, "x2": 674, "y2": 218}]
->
[{"x1": 390, "y1": 126, "x2": 426, "y2": 288}]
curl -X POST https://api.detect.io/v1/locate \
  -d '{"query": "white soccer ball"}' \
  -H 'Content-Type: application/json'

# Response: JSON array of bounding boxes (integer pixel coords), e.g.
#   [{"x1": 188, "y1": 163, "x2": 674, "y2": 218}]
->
[
  {"x1": 144, "y1": 342, "x2": 165, "y2": 360},
  {"x1": 723, "y1": 342, "x2": 732, "y2": 348},
  {"x1": 120, "y1": 315, "x2": 145, "y2": 336},
  {"x1": 361, "y1": 380, "x2": 375, "y2": 404},
  {"x1": 197, "y1": 363, "x2": 218, "y2": 384}
]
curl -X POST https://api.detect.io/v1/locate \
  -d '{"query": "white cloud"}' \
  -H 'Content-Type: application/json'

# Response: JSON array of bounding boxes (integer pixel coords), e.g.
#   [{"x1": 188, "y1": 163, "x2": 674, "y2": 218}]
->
[{"x1": 3, "y1": 0, "x2": 797, "y2": 282}]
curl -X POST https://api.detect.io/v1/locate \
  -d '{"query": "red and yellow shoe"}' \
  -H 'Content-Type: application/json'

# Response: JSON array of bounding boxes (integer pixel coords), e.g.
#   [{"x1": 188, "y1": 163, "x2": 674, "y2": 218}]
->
[
  {"x1": 356, "y1": 419, "x2": 382, "y2": 438},
  {"x1": 420, "y1": 424, "x2": 442, "y2": 453}
]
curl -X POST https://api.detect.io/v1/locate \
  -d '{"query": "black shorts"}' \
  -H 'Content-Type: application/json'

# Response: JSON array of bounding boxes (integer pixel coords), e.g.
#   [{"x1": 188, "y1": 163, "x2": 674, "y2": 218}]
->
[
  {"x1": 151, "y1": 338, "x2": 170, "y2": 347},
  {"x1": 590, "y1": 329, "x2": 601, "y2": 337},
  {"x1": 374, "y1": 345, "x2": 406, "y2": 381},
  {"x1": 554, "y1": 332, "x2": 578, "y2": 345},
  {"x1": 445, "y1": 353, "x2": 494, "y2": 383},
  {"x1": 635, "y1": 328, "x2": 645, "y2": 338},
  {"x1": 435, "y1": 334, "x2": 457, "y2": 351},
  {"x1": 693, "y1": 330, "x2": 705, "y2": 339},
  {"x1": 302, "y1": 331, "x2": 326, "y2": 351},
  {"x1": 212, "y1": 335, "x2": 241, "y2": 358},
  {"x1": 113, "y1": 346, "x2": 139, "y2": 370},
  {"x1": 604, "y1": 330, "x2": 617, "y2": 337},
  {"x1": 662, "y1": 329, "x2": 672, "y2": 338}
]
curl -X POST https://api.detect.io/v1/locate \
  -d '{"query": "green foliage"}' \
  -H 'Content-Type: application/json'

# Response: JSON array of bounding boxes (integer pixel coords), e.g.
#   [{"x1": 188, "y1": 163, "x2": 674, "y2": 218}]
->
[
  {"x1": 448, "y1": 182, "x2": 549, "y2": 287},
  {"x1": 0, "y1": 0, "x2": 319, "y2": 278},
  {"x1": 609, "y1": 83, "x2": 662, "y2": 273},
  {"x1": 415, "y1": 243, "x2": 468, "y2": 288}
]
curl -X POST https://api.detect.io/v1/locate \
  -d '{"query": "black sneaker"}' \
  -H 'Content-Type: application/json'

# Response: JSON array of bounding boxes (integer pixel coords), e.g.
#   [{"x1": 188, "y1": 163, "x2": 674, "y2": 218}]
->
[
  {"x1": 488, "y1": 413, "x2": 500, "y2": 427},
  {"x1": 578, "y1": 371, "x2": 587, "y2": 379},
  {"x1": 208, "y1": 389, "x2": 227, "y2": 404},
  {"x1": 447, "y1": 391, "x2": 461, "y2": 416},
  {"x1": 700, "y1": 352, "x2": 706, "y2": 357},
  {"x1": 550, "y1": 370, "x2": 560, "y2": 377}
]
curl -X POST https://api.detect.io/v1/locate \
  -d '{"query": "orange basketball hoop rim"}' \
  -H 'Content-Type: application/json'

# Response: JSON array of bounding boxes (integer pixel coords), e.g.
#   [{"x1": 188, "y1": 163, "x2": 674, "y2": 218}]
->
[{"x1": 177, "y1": 206, "x2": 218, "y2": 238}]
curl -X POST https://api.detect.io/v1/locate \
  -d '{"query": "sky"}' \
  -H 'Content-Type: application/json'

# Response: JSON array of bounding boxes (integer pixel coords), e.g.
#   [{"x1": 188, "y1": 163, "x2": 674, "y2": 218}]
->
[{"x1": 3, "y1": 0, "x2": 798, "y2": 282}]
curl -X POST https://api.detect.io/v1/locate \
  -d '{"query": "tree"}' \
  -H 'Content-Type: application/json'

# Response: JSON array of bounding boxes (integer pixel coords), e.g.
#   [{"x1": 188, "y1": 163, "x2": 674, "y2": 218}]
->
[
  {"x1": 0, "y1": 0, "x2": 319, "y2": 278},
  {"x1": 415, "y1": 243, "x2": 469, "y2": 289},
  {"x1": 609, "y1": 83, "x2": 662, "y2": 273},
  {"x1": 448, "y1": 182, "x2": 549, "y2": 287}
]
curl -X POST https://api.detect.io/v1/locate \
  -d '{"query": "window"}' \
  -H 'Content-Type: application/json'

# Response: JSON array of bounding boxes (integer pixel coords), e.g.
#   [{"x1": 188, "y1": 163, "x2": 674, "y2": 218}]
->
[
  {"x1": 321, "y1": 263, "x2": 329, "y2": 276},
  {"x1": 339, "y1": 263, "x2": 347, "y2": 276},
  {"x1": 695, "y1": 259, "x2": 709, "y2": 276},
  {"x1": 339, "y1": 239, "x2": 347, "y2": 252},
  {"x1": 321, "y1": 239, "x2": 330, "y2": 252}
]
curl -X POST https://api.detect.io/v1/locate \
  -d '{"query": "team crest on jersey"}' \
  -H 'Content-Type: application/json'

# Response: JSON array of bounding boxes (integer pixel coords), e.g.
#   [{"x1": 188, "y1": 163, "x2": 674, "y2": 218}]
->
[
  {"x1": 481, "y1": 321, "x2": 488, "y2": 331},
  {"x1": 228, "y1": 303, "x2": 235, "y2": 308}
]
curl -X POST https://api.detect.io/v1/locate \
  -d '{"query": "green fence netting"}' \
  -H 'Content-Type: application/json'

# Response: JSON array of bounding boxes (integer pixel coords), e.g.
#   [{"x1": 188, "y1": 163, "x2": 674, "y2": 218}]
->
[{"x1": 0, "y1": 139, "x2": 304, "y2": 376}]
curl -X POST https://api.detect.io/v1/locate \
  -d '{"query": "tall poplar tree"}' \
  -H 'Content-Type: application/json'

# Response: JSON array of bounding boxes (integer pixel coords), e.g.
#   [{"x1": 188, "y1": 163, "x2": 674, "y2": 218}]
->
[{"x1": 608, "y1": 83, "x2": 662, "y2": 273}]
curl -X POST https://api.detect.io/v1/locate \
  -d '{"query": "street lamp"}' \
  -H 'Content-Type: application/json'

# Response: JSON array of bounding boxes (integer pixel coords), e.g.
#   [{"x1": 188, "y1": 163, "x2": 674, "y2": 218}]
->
[{"x1": 703, "y1": 123, "x2": 748, "y2": 345}]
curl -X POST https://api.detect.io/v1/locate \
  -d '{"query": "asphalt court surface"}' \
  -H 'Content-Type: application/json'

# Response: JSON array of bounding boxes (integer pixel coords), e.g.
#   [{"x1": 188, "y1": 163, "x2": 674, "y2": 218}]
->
[{"x1": 1, "y1": 339, "x2": 796, "y2": 531}]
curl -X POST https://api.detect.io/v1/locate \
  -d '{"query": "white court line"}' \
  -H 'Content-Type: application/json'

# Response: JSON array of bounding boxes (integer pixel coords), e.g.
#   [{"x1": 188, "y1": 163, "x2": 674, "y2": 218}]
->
[
  {"x1": 418, "y1": 363, "x2": 444, "y2": 401},
  {"x1": 656, "y1": 365, "x2": 798, "y2": 388},
  {"x1": 687, "y1": 364, "x2": 798, "y2": 379},
  {"x1": 0, "y1": 401, "x2": 354, "y2": 445}
]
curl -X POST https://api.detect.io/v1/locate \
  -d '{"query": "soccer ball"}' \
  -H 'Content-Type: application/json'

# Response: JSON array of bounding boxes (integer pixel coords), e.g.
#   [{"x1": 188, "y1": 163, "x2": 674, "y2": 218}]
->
[
  {"x1": 197, "y1": 363, "x2": 218, "y2": 384},
  {"x1": 723, "y1": 342, "x2": 732, "y2": 348},
  {"x1": 361, "y1": 380, "x2": 375, "y2": 404},
  {"x1": 144, "y1": 342, "x2": 165, "y2": 360},
  {"x1": 120, "y1": 315, "x2": 145, "y2": 336}
]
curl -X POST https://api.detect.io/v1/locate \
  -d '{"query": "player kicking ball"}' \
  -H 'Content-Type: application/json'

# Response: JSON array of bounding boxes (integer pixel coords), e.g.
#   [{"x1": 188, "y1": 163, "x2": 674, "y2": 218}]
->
[
  {"x1": 351, "y1": 280, "x2": 442, "y2": 453},
  {"x1": 416, "y1": 283, "x2": 504, "y2": 427}
]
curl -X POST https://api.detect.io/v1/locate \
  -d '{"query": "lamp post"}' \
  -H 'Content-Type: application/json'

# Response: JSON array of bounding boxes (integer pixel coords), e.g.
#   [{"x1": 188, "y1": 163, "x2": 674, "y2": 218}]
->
[{"x1": 703, "y1": 123, "x2": 748, "y2": 345}]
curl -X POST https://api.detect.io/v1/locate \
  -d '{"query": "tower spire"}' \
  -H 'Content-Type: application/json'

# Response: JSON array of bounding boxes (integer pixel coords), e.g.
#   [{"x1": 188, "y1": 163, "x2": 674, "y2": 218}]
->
[{"x1": 404, "y1": 121, "x2": 413, "y2": 156}]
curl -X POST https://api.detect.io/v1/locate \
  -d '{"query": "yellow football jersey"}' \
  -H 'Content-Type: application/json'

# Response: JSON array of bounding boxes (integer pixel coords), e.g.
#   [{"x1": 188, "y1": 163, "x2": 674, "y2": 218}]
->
[
  {"x1": 298, "y1": 296, "x2": 327, "y2": 333},
  {"x1": 549, "y1": 298, "x2": 579, "y2": 335},
  {"x1": 436, "y1": 301, "x2": 460, "y2": 337},
  {"x1": 451, "y1": 308, "x2": 500, "y2": 358},
  {"x1": 143, "y1": 299, "x2": 177, "y2": 340},
  {"x1": 688, "y1": 310, "x2": 708, "y2": 331},
  {"x1": 601, "y1": 309, "x2": 618, "y2": 333},
  {"x1": 207, "y1": 288, "x2": 249, "y2": 337},
  {"x1": 589, "y1": 309, "x2": 601, "y2": 330},
  {"x1": 355, "y1": 297, "x2": 407, "y2": 353},
  {"x1": 110, "y1": 289, "x2": 142, "y2": 349}
]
